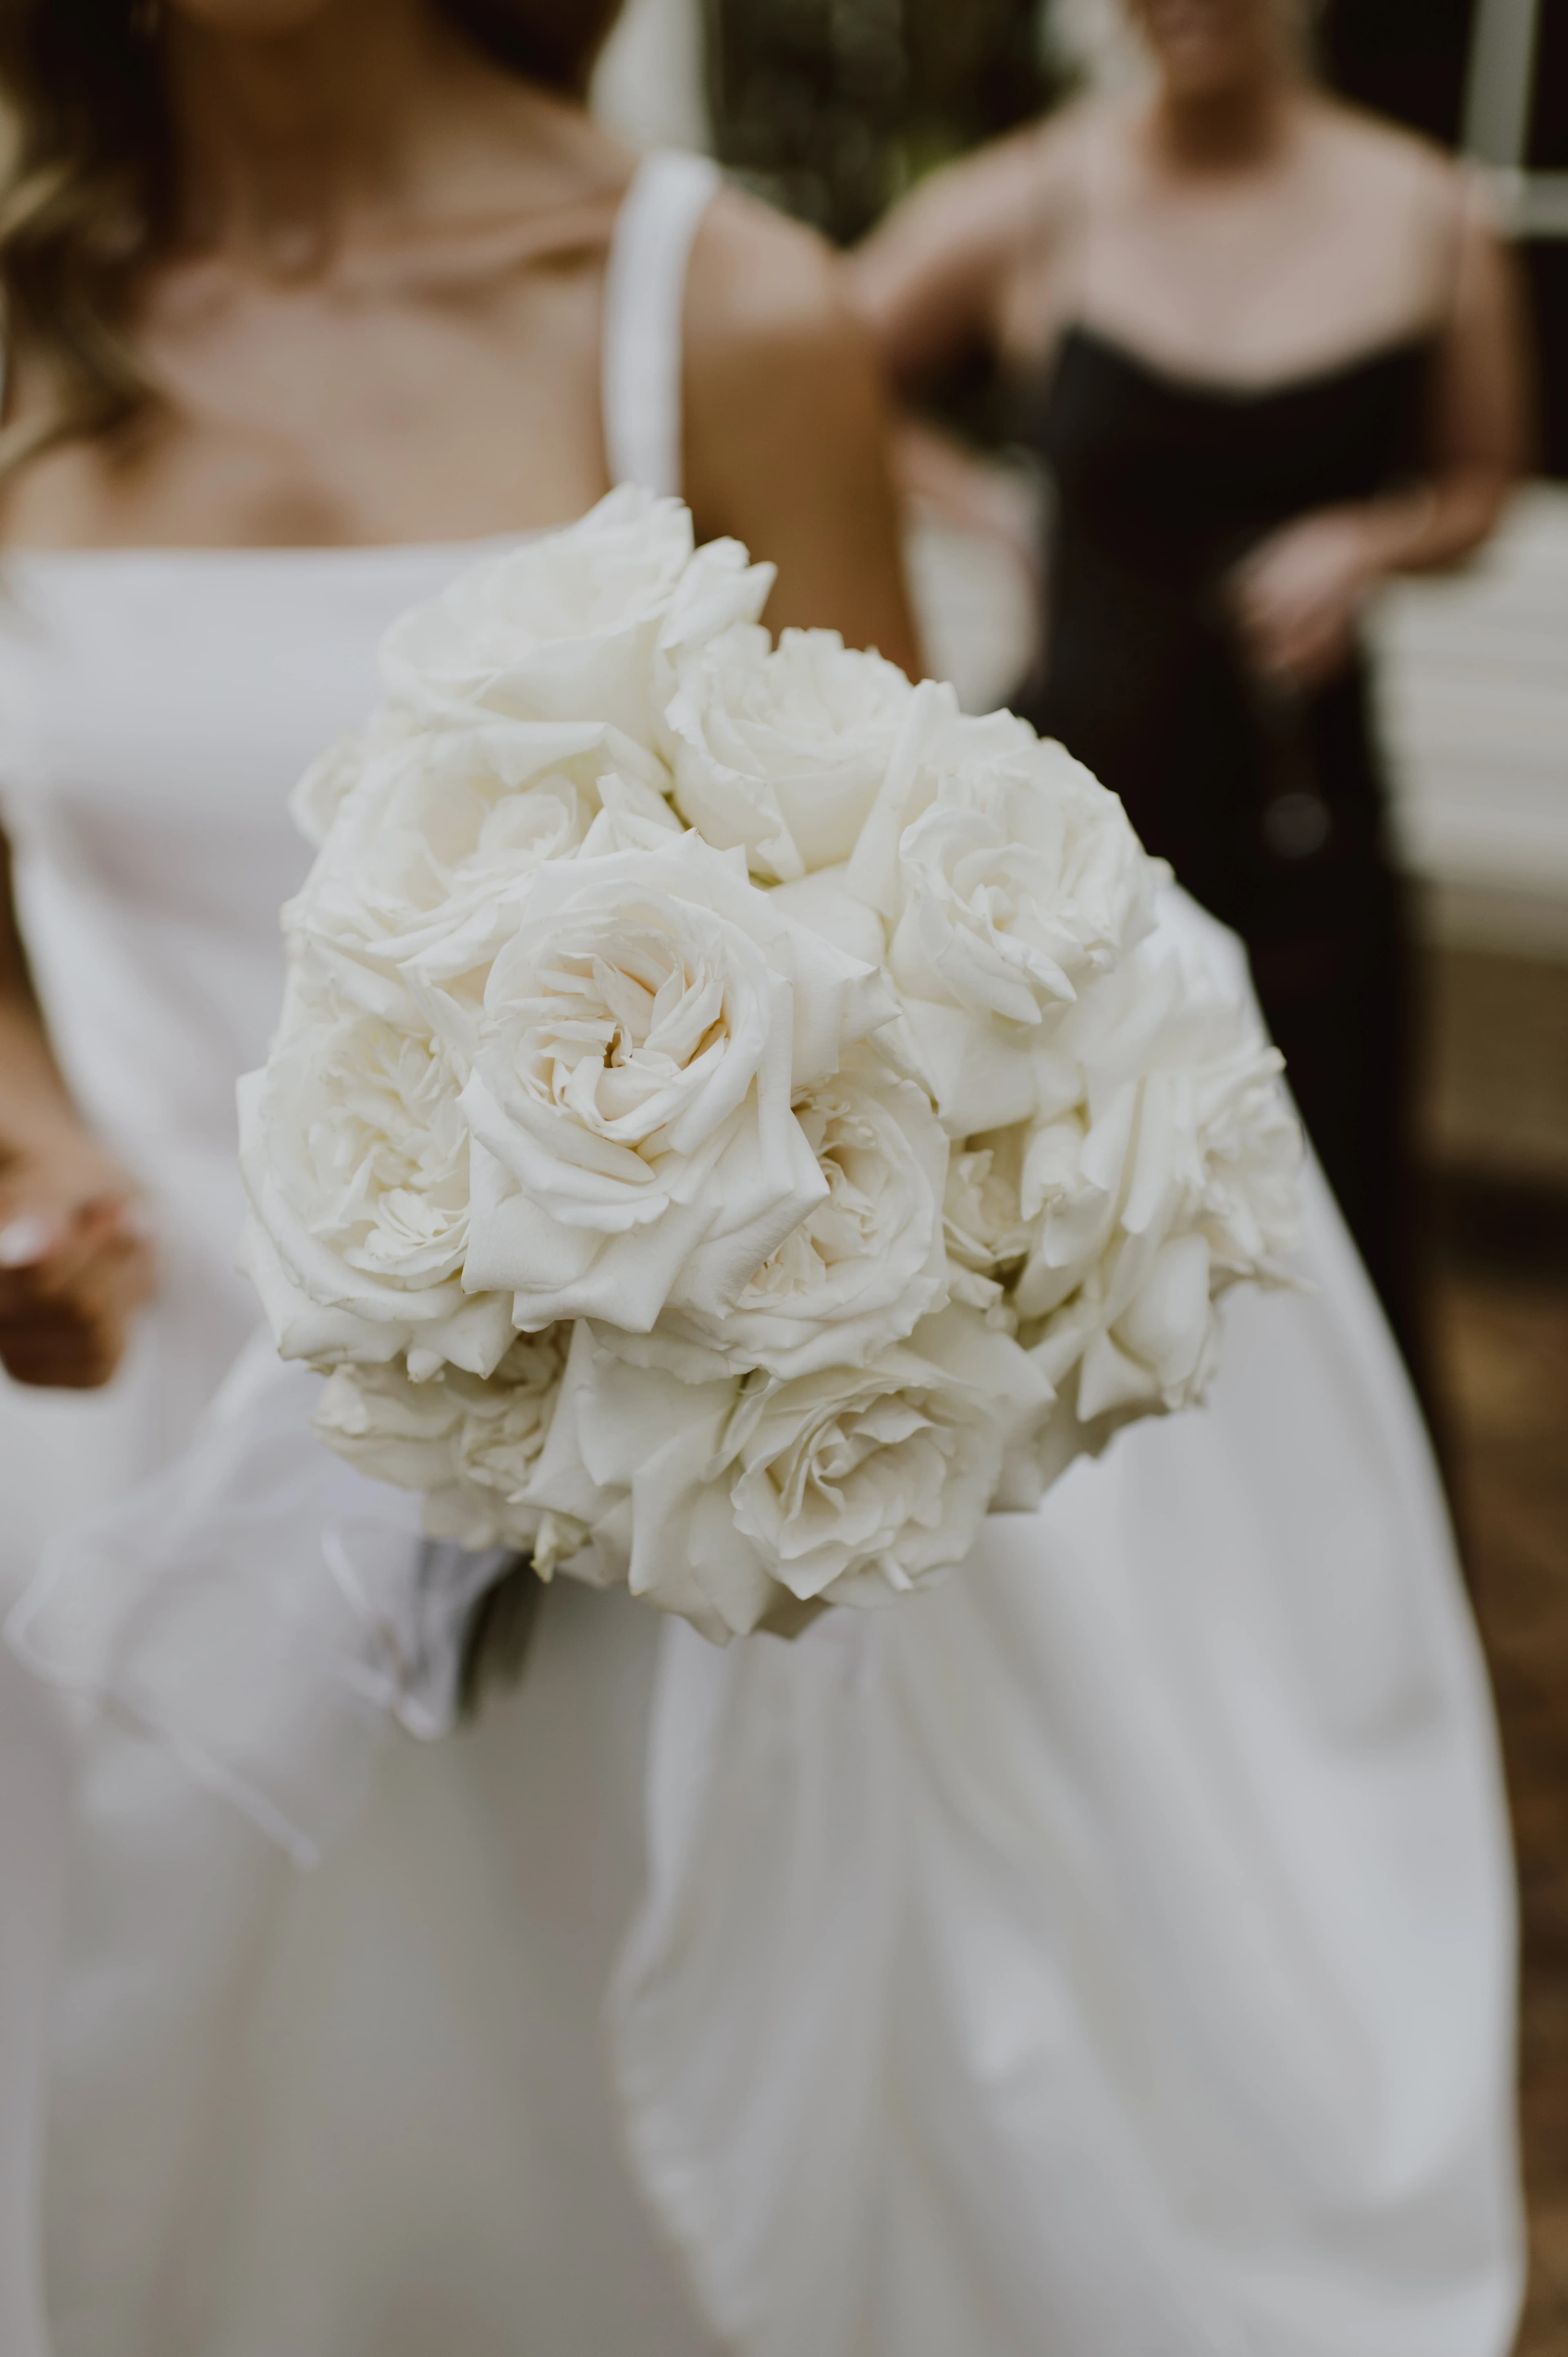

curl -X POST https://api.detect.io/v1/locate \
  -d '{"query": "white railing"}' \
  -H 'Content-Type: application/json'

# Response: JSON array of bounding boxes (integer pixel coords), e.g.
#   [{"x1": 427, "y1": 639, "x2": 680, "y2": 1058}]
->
[{"x1": 1372, "y1": 486, "x2": 1568, "y2": 951}]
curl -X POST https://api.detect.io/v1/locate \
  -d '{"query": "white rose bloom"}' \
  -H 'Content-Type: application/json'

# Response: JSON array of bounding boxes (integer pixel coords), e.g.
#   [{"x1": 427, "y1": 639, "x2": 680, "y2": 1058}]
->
[
  {"x1": 1018, "y1": 937, "x2": 1303, "y2": 1425},
  {"x1": 238, "y1": 981, "x2": 513, "y2": 1379},
  {"x1": 459, "y1": 832, "x2": 896, "y2": 1332},
  {"x1": 618, "y1": 1052, "x2": 951, "y2": 1380},
  {"x1": 846, "y1": 685, "x2": 1158, "y2": 1135},
  {"x1": 766, "y1": 865, "x2": 889, "y2": 971},
  {"x1": 943, "y1": 1126, "x2": 1033, "y2": 1319},
  {"x1": 289, "y1": 720, "x2": 678, "y2": 1045},
  {"x1": 314, "y1": 1354, "x2": 466, "y2": 1491},
  {"x1": 378, "y1": 487, "x2": 771, "y2": 747},
  {"x1": 290, "y1": 707, "x2": 419, "y2": 851},
  {"x1": 666, "y1": 624, "x2": 913, "y2": 882},
  {"x1": 239, "y1": 495, "x2": 1298, "y2": 1640},
  {"x1": 527, "y1": 1309, "x2": 1054, "y2": 1642},
  {"x1": 314, "y1": 1333, "x2": 569, "y2": 1552},
  {"x1": 1029, "y1": 1234, "x2": 1222, "y2": 1430}
]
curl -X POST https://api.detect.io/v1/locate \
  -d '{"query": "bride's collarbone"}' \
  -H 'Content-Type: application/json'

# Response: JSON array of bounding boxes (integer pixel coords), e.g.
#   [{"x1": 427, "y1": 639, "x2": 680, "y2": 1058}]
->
[
  {"x1": 2, "y1": 218, "x2": 622, "y2": 552},
  {"x1": 1, "y1": 437, "x2": 610, "y2": 554},
  {"x1": 0, "y1": 351, "x2": 613, "y2": 553}
]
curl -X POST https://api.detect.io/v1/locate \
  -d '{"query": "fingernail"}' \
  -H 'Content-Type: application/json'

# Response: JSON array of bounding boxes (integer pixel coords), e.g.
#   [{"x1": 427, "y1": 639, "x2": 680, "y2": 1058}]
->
[{"x1": 0, "y1": 1215, "x2": 57, "y2": 1269}]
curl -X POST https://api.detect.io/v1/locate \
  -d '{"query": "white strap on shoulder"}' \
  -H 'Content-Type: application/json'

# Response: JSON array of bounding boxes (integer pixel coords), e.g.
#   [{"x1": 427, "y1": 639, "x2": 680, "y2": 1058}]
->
[{"x1": 602, "y1": 150, "x2": 723, "y2": 499}]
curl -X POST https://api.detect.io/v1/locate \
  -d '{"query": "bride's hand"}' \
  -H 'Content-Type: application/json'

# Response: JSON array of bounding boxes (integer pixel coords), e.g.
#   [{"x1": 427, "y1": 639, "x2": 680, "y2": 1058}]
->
[
  {"x1": 1229, "y1": 507, "x2": 1380, "y2": 691},
  {"x1": 0, "y1": 1130, "x2": 157, "y2": 1389}
]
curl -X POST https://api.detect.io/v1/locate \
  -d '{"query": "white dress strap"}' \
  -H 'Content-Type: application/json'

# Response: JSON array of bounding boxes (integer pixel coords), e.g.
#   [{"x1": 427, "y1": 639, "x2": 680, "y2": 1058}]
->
[{"x1": 602, "y1": 151, "x2": 723, "y2": 500}]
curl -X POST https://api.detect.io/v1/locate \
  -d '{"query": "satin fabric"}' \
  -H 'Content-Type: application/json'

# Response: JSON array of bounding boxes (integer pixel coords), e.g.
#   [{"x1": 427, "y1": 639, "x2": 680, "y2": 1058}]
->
[
  {"x1": 0, "y1": 535, "x2": 721, "y2": 2356},
  {"x1": 616, "y1": 1154, "x2": 1521, "y2": 2357},
  {"x1": 9, "y1": 922, "x2": 1524, "y2": 2354}
]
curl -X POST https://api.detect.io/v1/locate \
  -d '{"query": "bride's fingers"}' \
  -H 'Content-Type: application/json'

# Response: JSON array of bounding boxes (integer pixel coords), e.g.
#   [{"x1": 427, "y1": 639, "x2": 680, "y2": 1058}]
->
[
  {"x1": 0, "y1": 1206, "x2": 156, "y2": 1385},
  {"x1": 81, "y1": 1229, "x2": 158, "y2": 1327},
  {"x1": 0, "y1": 1209, "x2": 67, "y2": 1276},
  {"x1": 0, "y1": 1221, "x2": 97, "y2": 1318},
  {"x1": 0, "y1": 1304, "x2": 128, "y2": 1389},
  {"x1": 0, "y1": 1248, "x2": 145, "y2": 1386},
  {"x1": 0, "y1": 1194, "x2": 155, "y2": 1317}
]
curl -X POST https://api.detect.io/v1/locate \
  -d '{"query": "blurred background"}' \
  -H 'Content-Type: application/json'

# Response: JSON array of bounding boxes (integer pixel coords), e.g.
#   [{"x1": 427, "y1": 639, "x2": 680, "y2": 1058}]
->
[{"x1": 590, "y1": 0, "x2": 1568, "y2": 2341}]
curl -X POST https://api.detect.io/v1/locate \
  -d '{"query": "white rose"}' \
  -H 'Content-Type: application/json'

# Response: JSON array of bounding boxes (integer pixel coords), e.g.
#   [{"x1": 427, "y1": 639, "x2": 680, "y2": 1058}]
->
[
  {"x1": 527, "y1": 1309, "x2": 1054, "y2": 1641},
  {"x1": 1029, "y1": 1233, "x2": 1223, "y2": 1427},
  {"x1": 766, "y1": 865, "x2": 889, "y2": 970},
  {"x1": 1008, "y1": 1105, "x2": 1126, "y2": 1323},
  {"x1": 314, "y1": 1331, "x2": 569, "y2": 1552},
  {"x1": 458, "y1": 832, "x2": 895, "y2": 1333},
  {"x1": 378, "y1": 486, "x2": 771, "y2": 747},
  {"x1": 1019, "y1": 934, "x2": 1303, "y2": 1424},
  {"x1": 665, "y1": 624, "x2": 913, "y2": 882},
  {"x1": 615, "y1": 1052, "x2": 951, "y2": 1380},
  {"x1": 314, "y1": 1354, "x2": 465, "y2": 1490},
  {"x1": 238, "y1": 979, "x2": 513, "y2": 1379},
  {"x1": 846, "y1": 685, "x2": 1158, "y2": 1135},
  {"x1": 722, "y1": 1308, "x2": 1052, "y2": 1606},
  {"x1": 290, "y1": 707, "x2": 417, "y2": 851},
  {"x1": 288, "y1": 718, "x2": 678, "y2": 1045},
  {"x1": 942, "y1": 1126, "x2": 1033, "y2": 1319}
]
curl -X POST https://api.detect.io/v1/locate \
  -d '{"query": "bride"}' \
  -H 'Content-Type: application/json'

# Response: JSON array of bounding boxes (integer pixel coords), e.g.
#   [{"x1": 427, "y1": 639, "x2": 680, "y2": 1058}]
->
[{"x1": 0, "y1": 1, "x2": 1521, "y2": 2352}]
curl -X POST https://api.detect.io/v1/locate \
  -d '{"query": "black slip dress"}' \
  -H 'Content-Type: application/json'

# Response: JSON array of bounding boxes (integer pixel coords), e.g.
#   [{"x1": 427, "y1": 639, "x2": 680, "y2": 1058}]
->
[{"x1": 1019, "y1": 323, "x2": 1434, "y2": 1373}]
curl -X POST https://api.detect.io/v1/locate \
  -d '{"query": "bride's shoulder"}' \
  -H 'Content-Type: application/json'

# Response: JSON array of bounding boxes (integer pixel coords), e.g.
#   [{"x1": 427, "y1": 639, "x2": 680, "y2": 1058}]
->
[
  {"x1": 683, "y1": 183, "x2": 878, "y2": 426},
  {"x1": 685, "y1": 185, "x2": 852, "y2": 352},
  {"x1": 679, "y1": 185, "x2": 921, "y2": 671}
]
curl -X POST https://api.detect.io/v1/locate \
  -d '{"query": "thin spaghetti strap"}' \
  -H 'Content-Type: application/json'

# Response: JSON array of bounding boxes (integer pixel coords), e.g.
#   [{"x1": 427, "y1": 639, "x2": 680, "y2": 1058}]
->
[{"x1": 601, "y1": 150, "x2": 723, "y2": 499}]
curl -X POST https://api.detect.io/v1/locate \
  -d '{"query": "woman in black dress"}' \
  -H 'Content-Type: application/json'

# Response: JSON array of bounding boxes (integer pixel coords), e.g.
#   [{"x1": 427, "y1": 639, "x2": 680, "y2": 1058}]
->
[{"x1": 852, "y1": 0, "x2": 1528, "y2": 1383}]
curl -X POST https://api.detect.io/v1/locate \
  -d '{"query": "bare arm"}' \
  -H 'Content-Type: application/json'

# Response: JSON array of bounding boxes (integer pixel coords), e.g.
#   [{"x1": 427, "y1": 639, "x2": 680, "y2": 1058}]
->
[
  {"x1": 1234, "y1": 178, "x2": 1532, "y2": 687},
  {"x1": 842, "y1": 121, "x2": 1079, "y2": 611},
  {"x1": 0, "y1": 836, "x2": 154, "y2": 1387},
  {"x1": 683, "y1": 192, "x2": 922, "y2": 677},
  {"x1": 848, "y1": 125, "x2": 1071, "y2": 392},
  {"x1": 1379, "y1": 187, "x2": 1530, "y2": 564}
]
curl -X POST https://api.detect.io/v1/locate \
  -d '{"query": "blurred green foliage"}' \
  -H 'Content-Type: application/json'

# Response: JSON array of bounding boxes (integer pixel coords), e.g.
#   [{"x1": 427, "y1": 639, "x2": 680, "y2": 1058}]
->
[{"x1": 705, "y1": 0, "x2": 1055, "y2": 245}]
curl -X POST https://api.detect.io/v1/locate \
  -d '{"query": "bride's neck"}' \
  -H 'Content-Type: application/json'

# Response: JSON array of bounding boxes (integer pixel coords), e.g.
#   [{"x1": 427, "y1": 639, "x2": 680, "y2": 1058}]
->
[{"x1": 164, "y1": 0, "x2": 503, "y2": 270}]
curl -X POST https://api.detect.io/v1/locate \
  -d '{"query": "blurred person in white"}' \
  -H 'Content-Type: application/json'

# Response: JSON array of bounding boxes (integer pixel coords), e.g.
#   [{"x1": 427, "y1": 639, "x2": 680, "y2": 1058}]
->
[
  {"x1": 853, "y1": 0, "x2": 1530, "y2": 1401},
  {"x1": 0, "y1": 3, "x2": 1523, "y2": 2356}
]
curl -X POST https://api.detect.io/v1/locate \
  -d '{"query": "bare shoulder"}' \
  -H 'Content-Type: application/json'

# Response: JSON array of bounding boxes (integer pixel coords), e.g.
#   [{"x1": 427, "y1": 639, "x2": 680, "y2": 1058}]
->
[
  {"x1": 682, "y1": 187, "x2": 895, "y2": 496},
  {"x1": 846, "y1": 102, "x2": 1094, "y2": 368},
  {"x1": 905, "y1": 107, "x2": 1080, "y2": 236},
  {"x1": 1307, "y1": 94, "x2": 1470, "y2": 237},
  {"x1": 679, "y1": 187, "x2": 919, "y2": 671},
  {"x1": 684, "y1": 184, "x2": 866, "y2": 377},
  {"x1": 861, "y1": 103, "x2": 1088, "y2": 268}
]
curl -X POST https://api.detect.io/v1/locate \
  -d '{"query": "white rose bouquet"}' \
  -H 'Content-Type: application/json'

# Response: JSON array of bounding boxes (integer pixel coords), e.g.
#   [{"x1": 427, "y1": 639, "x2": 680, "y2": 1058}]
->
[{"x1": 241, "y1": 488, "x2": 1301, "y2": 1647}]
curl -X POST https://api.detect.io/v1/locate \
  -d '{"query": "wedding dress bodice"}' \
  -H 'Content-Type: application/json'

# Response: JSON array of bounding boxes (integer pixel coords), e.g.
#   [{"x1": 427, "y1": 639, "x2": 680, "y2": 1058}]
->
[{"x1": 1, "y1": 544, "x2": 481, "y2": 1252}]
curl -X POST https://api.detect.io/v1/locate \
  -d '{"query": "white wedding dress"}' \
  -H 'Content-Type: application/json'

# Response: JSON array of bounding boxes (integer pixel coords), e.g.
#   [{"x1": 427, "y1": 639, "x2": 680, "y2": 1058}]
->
[{"x1": 0, "y1": 152, "x2": 1523, "y2": 2357}]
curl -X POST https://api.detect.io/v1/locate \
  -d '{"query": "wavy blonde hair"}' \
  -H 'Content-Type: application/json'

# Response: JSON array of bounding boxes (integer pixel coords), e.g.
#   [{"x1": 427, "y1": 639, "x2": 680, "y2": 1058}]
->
[{"x1": 0, "y1": 0, "x2": 625, "y2": 479}]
